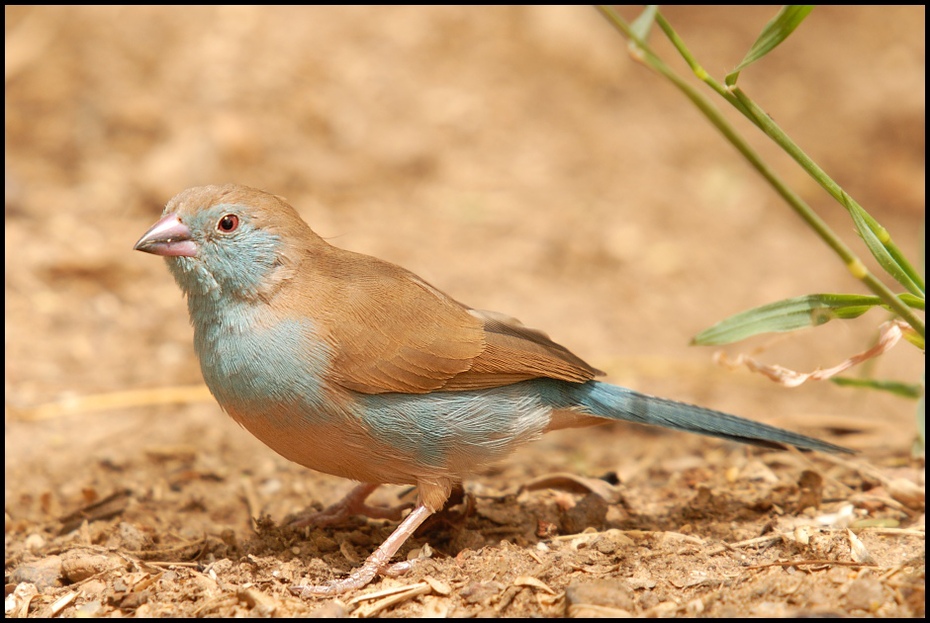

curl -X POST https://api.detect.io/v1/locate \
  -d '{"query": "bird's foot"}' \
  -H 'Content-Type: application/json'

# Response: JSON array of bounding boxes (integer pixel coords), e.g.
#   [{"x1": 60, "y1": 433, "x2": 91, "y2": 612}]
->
[
  {"x1": 285, "y1": 483, "x2": 412, "y2": 529},
  {"x1": 291, "y1": 505, "x2": 433, "y2": 597},
  {"x1": 292, "y1": 559, "x2": 418, "y2": 597}
]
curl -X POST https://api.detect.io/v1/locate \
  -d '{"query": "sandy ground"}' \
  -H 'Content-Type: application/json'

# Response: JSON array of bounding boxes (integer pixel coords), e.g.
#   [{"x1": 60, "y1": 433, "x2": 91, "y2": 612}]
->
[{"x1": 5, "y1": 6, "x2": 925, "y2": 617}]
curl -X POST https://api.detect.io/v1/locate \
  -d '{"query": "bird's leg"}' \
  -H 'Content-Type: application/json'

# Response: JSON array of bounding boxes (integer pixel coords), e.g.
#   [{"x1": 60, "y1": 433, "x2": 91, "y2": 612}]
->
[
  {"x1": 291, "y1": 503, "x2": 433, "y2": 596},
  {"x1": 286, "y1": 483, "x2": 412, "y2": 528}
]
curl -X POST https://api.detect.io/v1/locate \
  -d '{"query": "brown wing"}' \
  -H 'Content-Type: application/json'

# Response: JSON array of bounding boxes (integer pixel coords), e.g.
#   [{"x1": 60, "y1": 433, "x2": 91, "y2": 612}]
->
[
  {"x1": 441, "y1": 309, "x2": 603, "y2": 390},
  {"x1": 295, "y1": 245, "x2": 601, "y2": 394}
]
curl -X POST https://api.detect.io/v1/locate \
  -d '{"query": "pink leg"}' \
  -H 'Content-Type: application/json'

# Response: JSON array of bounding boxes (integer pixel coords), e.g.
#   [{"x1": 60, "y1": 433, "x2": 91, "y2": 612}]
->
[
  {"x1": 291, "y1": 504, "x2": 433, "y2": 597},
  {"x1": 286, "y1": 483, "x2": 411, "y2": 528}
]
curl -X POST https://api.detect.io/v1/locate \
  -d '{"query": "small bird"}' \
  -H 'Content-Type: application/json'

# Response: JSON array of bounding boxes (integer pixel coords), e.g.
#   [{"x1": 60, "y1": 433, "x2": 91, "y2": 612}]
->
[{"x1": 134, "y1": 184, "x2": 851, "y2": 596}]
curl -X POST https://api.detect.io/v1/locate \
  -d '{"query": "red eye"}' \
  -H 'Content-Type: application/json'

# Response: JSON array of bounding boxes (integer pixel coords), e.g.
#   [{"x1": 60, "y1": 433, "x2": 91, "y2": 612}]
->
[{"x1": 217, "y1": 214, "x2": 239, "y2": 232}]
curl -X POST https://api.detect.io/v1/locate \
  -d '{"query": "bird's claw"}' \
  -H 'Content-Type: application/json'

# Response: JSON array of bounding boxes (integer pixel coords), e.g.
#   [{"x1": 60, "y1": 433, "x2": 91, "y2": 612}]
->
[{"x1": 290, "y1": 558, "x2": 418, "y2": 597}]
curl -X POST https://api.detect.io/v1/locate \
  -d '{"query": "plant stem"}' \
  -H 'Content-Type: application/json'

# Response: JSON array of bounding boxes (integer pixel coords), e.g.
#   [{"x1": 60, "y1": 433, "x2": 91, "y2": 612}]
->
[{"x1": 595, "y1": 6, "x2": 924, "y2": 339}]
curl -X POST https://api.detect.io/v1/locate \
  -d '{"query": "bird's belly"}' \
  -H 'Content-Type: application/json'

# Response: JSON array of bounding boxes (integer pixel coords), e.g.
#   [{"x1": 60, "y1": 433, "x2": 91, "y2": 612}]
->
[
  {"x1": 194, "y1": 315, "x2": 559, "y2": 485},
  {"x1": 222, "y1": 401, "x2": 424, "y2": 485},
  {"x1": 215, "y1": 381, "x2": 559, "y2": 487}
]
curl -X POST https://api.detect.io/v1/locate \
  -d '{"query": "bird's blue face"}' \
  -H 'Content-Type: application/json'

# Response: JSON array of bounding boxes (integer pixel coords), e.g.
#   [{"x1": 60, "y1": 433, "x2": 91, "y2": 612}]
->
[{"x1": 137, "y1": 202, "x2": 284, "y2": 303}]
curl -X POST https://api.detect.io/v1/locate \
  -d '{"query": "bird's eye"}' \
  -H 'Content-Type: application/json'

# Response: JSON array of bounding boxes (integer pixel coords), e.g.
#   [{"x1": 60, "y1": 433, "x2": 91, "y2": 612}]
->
[{"x1": 217, "y1": 214, "x2": 239, "y2": 233}]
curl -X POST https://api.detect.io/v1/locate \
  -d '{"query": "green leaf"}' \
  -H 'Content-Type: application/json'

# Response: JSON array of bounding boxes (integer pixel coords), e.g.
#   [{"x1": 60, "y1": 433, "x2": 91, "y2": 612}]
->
[
  {"x1": 726, "y1": 5, "x2": 814, "y2": 86},
  {"x1": 915, "y1": 378, "x2": 925, "y2": 456},
  {"x1": 898, "y1": 293, "x2": 926, "y2": 311},
  {"x1": 631, "y1": 5, "x2": 659, "y2": 42},
  {"x1": 848, "y1": 202, "x2": 924, "y2": 297},
  {"x1": 693, "y1": 293, "x2": 883, "y2": 346},
  {"x1": 830, "y1": 376, "x2": 923, "y2": 399}
]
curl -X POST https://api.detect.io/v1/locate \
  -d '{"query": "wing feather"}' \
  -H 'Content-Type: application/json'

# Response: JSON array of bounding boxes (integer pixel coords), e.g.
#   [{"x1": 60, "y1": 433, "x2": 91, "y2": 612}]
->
[{"x1": 291, "y1": 245, "x2": 601, "y2": 394}]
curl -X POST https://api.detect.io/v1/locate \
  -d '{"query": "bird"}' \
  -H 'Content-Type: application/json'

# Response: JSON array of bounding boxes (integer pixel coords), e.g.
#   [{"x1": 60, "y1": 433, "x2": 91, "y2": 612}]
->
[{"x1": 134, "y1": 184, "x2": 852, "y2": 596}]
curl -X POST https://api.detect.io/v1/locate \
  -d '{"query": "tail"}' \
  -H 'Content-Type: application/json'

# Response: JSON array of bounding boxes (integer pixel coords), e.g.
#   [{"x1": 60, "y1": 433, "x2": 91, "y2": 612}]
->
[{"x1": 566, "y1": 381, "x2": 853, "y2": 454}]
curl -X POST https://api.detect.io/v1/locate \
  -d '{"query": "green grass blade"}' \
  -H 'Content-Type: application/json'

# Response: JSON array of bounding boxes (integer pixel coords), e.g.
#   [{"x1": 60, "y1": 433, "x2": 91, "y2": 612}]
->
[
  {"x1": 897, "y1": 293, "x2": 926, "y2": 311},
  {"x1": 726, "y1": 5, "x2": 814, "y2": 86},
  {"x1": 848, "y1": 202, "x2": 924, "y2": 297},
  {"x1": 693, "y1": 293, "x2": 885, "y2": 346},
  {"x1": 830, "y1": 377, "x2": 923, "y2": 399},
  {"x1": 915, "y1": 381, "x2": 925, "y2": 456},
  {"x1": 631, "y1": 5, "x2": 658, "y2": 41}
]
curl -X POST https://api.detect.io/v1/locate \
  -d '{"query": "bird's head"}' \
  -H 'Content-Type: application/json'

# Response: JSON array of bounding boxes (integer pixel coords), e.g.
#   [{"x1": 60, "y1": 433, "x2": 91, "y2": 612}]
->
[{"x1": 134, "y1": 184, "x2": 314, "y2": 303}]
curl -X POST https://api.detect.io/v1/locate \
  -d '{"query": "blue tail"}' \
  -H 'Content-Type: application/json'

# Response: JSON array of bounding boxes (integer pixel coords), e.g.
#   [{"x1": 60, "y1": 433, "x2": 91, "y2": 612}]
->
[{"x1": 561, "y1": 381, "x2": 852, "y2": 454}]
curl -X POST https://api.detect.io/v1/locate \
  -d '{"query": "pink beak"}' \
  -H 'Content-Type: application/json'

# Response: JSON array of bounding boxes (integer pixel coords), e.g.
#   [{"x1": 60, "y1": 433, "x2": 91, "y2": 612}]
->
[{"x1": 134, "y1": 214, "x2": 198, "y2": 257}]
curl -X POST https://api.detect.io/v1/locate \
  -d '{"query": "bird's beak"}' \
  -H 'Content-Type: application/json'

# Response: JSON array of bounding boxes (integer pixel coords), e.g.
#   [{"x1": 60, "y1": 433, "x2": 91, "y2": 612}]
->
[{"x1": 133, "y1": 213, "x2": 198, "y2": 257}]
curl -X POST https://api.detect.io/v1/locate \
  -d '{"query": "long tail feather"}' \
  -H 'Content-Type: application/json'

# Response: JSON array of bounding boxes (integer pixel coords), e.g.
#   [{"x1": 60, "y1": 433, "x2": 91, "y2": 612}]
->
[{"x1": 571, "y1": 381, "x2": 853, "y2": 454}]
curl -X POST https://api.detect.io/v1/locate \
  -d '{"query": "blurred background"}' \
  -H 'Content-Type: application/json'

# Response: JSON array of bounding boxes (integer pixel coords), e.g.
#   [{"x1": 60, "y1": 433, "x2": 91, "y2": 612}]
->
[{"x1": 5, "y1": 2, "x2": 924, "y2": 555}]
